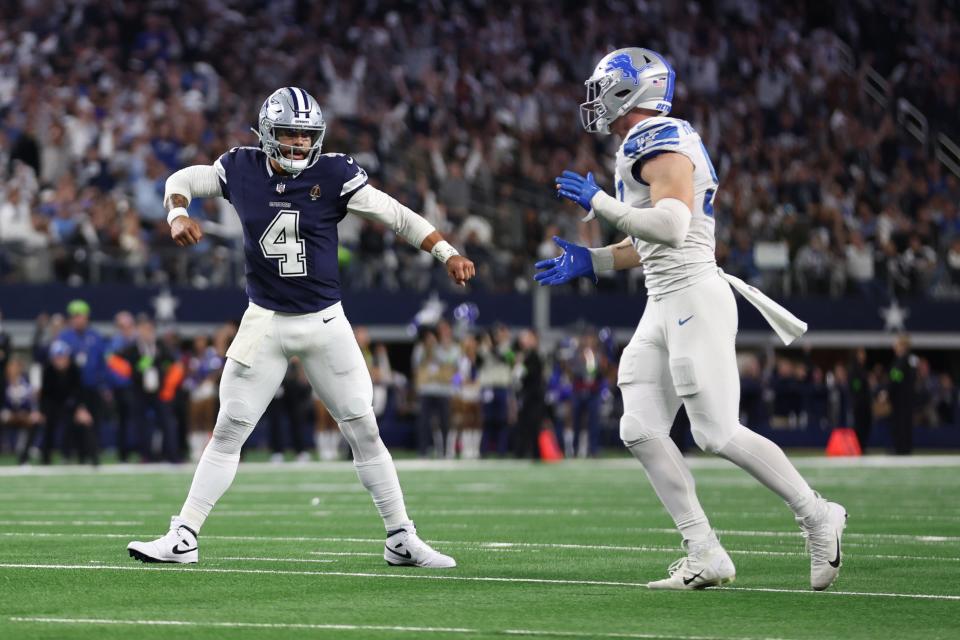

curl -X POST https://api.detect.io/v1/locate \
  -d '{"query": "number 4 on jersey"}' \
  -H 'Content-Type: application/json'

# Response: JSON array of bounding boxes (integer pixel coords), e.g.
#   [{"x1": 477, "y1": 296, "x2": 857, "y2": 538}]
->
[{"x1": 259, "y1": 210, "x2": 307, "y2": 277}]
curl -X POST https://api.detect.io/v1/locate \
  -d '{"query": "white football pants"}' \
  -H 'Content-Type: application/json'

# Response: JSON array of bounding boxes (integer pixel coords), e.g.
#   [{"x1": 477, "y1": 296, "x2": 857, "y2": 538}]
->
[
  {"x1": 619, "y1": 273, "x2": 819, "y2": 542},
  {"x1": 179, "y1": 301, "x2": 411, "y2": 532}
]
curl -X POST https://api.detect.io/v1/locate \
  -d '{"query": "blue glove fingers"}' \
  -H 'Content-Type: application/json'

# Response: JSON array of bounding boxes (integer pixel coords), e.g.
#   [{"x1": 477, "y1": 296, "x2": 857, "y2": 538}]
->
[
  {"x1": 557, "y1": 189, "x2": 580, "y2": 202},
  {"x1": 533, "y1": 267, "x2": 558, "y2": 282},
  {"x1": 556, "y1": 177, "x2": 584, "y2": 190},
  {"x1": 534, "y1": 257, "x2": 559, "y2": 269},
  {"x1": 552, "y1": 236, "x2": 572, "y2": 250},
  {"x1": 538, "y1": 274, "x2": 567, "y2": 286},
  {"x1": 560, "y1": 170, "x2": 586, "y2": 181}
]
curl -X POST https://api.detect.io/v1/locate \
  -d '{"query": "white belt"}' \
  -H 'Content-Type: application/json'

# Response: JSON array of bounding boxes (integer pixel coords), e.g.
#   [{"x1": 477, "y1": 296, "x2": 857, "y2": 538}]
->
[{"x1": 718, "y1": 270, "x2": 807, "y2": 345}]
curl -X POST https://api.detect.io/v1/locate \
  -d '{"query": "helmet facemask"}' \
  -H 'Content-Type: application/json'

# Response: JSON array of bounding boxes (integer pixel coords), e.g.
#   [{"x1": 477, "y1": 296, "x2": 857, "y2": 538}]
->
[
  {"x1": 580, "y1": 75, "x2": 618, "y2": 135},
  {"x1": 255, "y1": 87, "x2": 327, "y2": 175},
  {"x1": 260, "y1": 122, "x2": 326, "y2": 173}
]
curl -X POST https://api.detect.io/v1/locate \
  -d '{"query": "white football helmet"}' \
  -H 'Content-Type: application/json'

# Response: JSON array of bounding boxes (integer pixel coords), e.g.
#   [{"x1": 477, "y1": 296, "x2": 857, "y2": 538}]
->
[
  {"x1": 254, "y1": 87, "x2": 326, "y2": 173},
  {"x1": 580, "y1": 47, "x2": 676, "y2": 135}
]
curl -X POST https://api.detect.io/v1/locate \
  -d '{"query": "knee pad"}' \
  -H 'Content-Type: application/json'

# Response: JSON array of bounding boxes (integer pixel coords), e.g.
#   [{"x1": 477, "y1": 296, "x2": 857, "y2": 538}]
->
[
  {"x1": 210, "y1": 398, "x2": 256, "y2": 454},
  {"x1": 325, "y1": 391, "x2": 372, "y2": 423},
  {"x1": 339, "y1": 409, "x2": 387, "y2": 463},
  {"x1": 690, "y1": 421, "x2": 737, "y2": 454},
  {"x1": 620, "y1": 412, "x2": 671, "y2": 447}
]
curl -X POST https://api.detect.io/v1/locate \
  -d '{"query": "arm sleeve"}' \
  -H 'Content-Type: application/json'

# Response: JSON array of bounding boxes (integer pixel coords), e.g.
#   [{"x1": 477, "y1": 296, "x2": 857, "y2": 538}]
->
[
  {"x1": 163, "y1": 164, "x2": 224, "y2": 209},
  {"x1": 590, "y1": 191, "x2": 692, "y2": 249},
  {"x1": 346, "y1": 184, "x2": 437, "y2": 249}
]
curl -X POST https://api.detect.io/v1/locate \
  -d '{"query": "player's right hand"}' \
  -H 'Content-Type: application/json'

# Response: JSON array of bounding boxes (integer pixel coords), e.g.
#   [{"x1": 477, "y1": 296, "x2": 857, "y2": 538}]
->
[
  {"x1": 171, "y1": 216, "x2": 203, "y2": 246},
  {"x1": 533, "y1": 236, "x2": 597, "y2": 285}
]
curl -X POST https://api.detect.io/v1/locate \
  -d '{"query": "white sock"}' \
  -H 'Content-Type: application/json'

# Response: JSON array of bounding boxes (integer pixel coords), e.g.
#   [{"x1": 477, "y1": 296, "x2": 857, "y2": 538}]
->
[
  {"x1": 627, "y1": 436, "x2": 713, "y2": 543},
  {"x1": 563, "y1": 429, "x2": 574, "y2": 458},
  {"x1": 328, "y1": 431, "x2": 342, "y2": 459},
  {"x1": 188, "y1": 432, "x2": 209, "y2": 463},
  {"x1": 316, "y1": 431, "x2": 337, "y2": 461},
  {"x1": 446, "y1": 431, "x2": 459, "y2": 459},
  {"x1": 577, "y1": 431, "x2": 589, "y2": 458},
  {"x1": 179, "y1": 448, "x2": 240, "y2": 532},
  {"x1": 716, "y1": 425, "x2": 822, "y2": 520},
  {"x1": 353, "y1": 452, "x2": 412, "y2": 531}
]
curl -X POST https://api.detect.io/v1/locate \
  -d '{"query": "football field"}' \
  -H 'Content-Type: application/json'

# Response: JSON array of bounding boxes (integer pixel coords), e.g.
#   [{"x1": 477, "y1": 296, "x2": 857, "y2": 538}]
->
[{"x1": 0, "y1": 456, "x2": 958, "y2": 640}]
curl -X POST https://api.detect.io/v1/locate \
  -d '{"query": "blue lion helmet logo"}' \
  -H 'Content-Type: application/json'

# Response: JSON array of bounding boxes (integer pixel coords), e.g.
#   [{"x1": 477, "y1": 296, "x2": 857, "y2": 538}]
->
[{"x1": 605, "y1": 53, "x2": 641, "y2": 85}]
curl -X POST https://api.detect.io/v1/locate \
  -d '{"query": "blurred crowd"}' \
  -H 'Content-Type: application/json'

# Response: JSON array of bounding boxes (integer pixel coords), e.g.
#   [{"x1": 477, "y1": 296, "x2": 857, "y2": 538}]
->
[
  {"x1": 1, "y1": 0, "x2": 959, "y2": 299},
  {"x1": 2, "y1": 300, "x2": 955, "y2": 465}
]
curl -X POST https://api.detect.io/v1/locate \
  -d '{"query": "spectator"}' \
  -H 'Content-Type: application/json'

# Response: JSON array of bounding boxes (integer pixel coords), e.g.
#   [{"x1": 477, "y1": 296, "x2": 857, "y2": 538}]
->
[
  {"x1": 452, "y1": 334, "x2": 483, "y2": 460},
  {"x1": 57, "y1": 299, "x2": 106, "y2": 465},
  {"x1": 121, "y1": 316, "x2": 179, "y2": 462},
  {"x1": 849, "y1": 348, "x2": 874, "y2": 452},
  {"x1": 479, "y1": 323, "x2": 514, "y2": 456},
  {"x1": 889, "y1": 335, "x2": 917, "y2": 455},
  {"x1": 265, "y1": 359, "x2": 312, "y2": 464},
  {"x1": 107, "y1": 311, "x2": 138, "y2": 462},
  {"x1": 514, "y1": 329, "x2": 545, "y2": 460},
  {"x1": 412, "y1": 320, "x2": 460, "y2": 458},
  {"x1": 568, "y1": 331, "x2": 602, "y2": 458},
  {"x1": 183, "y1": 333, "x2": 224, "y2": 462},
  {"x1": 845, "y1": 231, "x2": 876, "y2": 298},
  {"x1": 2, "y1": 356, "x2": 43, "y2": 464},
  {"x1": 0, "y1": 310, "x2": 10, "y2": 401},
  {"x1": 38, "y1": 340, "x2": 83, "y2": 465},
  {"x1": 901, "y1": 235, "x2": 938, "y2": 296}
]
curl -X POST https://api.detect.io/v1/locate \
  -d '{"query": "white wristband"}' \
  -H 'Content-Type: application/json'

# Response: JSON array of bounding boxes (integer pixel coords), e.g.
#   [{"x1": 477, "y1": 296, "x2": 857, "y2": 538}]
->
[
  {"x1": 430, "y1": 240, "x2": 460, "y2": 264},
  {"x1": 167, "y1": 207, "x2": 189, "y2": 225},
  {"x1": 588, "y1": 246, "x2": 615, "y2": 273}
]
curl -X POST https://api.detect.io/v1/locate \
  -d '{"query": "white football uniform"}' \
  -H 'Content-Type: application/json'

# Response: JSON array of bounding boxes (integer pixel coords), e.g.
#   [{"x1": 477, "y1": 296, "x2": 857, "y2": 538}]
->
[
  {"x1": 615, "y1": 117, "x2": 741, "y2": 452},
  {"x1": 615, "y1": 116, "x2": 805, "y2": 452},
  {"x1": 615, "y1": 116, "x2": 719, "y2": 298}
]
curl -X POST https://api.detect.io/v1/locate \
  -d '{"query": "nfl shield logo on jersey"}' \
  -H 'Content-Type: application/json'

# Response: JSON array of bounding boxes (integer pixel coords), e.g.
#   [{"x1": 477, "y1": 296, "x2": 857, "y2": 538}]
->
[
  {"x1": 310, "y1": 185, "x2": 321, "y2": 200},
  {"x1": 275, "y1": 183, "x2": 286, "y2": 194}
]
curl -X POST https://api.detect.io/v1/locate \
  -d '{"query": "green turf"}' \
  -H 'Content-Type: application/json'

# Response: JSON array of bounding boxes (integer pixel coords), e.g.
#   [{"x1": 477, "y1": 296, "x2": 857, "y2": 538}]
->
[{"x1": 0, "y1": 457, "x2": 958, "y2": 639}]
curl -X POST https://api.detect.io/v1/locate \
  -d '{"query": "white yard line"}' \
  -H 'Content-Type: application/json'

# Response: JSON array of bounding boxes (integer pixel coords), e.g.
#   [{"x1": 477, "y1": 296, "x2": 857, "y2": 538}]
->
[
  {"x1": 10, "y1": 507, "x2": 960, "y2": 523},
  {"x1": 215, "y1": 557, "x2": 335, "y2": 564},
  {"x1": 1, "y1": 531, "x2": 958, "y2": 562},
  {"x1": 1, "y1": 563, "x2": 959, "y2": 602},
  {"x1": 0, "y1": 520, "x2": 142, "y2": 526},
  {"x1": 6, "y1": 616, "x2": 792, "y2": 640}
]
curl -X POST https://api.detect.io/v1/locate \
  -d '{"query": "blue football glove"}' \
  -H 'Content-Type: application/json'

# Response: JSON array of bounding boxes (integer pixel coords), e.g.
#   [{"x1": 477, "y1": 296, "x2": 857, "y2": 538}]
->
[
  {"x1": 555, "y1": 170, "x2": 602, "y2": 220},
  {"x1": 533, "y1": 236, "x2": 596, "y2": 286}
]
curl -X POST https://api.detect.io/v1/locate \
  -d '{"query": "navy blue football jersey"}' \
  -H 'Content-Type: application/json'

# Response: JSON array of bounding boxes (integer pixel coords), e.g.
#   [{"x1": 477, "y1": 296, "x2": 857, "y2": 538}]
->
[{"x1": 215, "y1": 147, "x2": 368, "y2": 313}]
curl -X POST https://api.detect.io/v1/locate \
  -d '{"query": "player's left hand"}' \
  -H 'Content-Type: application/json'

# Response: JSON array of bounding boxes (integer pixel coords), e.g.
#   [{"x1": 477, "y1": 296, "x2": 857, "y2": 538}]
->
[
  {"x1": 447, "y1": 255, "x2": 476, "y2": 287},
  {"x1": 555, "y1": 170, "x2": 601, "y2": 217},
  {"x1": 533, "y1": 236, "x2": 597, "y2": 285}
]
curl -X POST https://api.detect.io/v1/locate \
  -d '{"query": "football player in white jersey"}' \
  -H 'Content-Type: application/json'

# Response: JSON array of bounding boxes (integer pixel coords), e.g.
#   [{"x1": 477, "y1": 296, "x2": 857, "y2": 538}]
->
[{"x1": 535, "y1": 48, "x2": 847, "y2": 591}]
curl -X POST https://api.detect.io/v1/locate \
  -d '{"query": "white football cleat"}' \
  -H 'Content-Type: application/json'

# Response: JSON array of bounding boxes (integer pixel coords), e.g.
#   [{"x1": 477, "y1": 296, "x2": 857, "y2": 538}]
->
[
  {"x1": 647, "y1": 538, "x2": 736, "y2": 590},
  {"x1": 128, "y1": 516, "x2": 198, "y2": 564},
  {"x1": 798, "y1": 501, "x2": 847, "y2": 590},
  {"x1": 384, "y1": 525, "x2": 456, "y2": 568}
]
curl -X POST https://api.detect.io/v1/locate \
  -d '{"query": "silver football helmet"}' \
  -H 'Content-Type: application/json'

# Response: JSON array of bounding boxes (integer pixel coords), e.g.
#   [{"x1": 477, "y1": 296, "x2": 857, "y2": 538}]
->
[
  {"x1": 254, "y1": 87, "x2": 326, "y2": 173},
  {"x1": 580, "y1": 48, "x2": 675, "y2": 135}
]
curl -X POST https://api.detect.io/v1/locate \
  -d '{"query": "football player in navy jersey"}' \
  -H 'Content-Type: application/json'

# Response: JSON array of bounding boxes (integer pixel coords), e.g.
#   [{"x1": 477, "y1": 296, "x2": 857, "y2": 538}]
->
[{"x1": 128, "y1": 87, "x2": 473, "y2": 568}]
